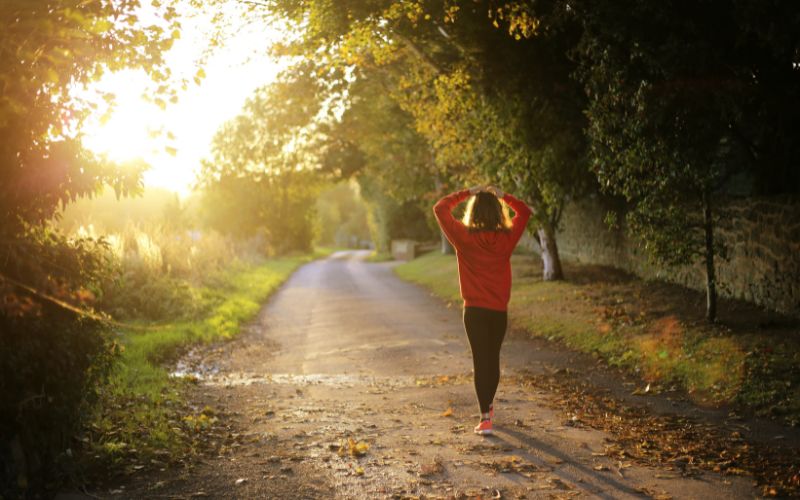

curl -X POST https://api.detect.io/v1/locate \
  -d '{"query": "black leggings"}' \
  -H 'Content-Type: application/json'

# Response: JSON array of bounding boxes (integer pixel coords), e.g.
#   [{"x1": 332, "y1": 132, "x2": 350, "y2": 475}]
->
[{"x1": 463, "y1": 306, "x2": 508, "y2": 414}]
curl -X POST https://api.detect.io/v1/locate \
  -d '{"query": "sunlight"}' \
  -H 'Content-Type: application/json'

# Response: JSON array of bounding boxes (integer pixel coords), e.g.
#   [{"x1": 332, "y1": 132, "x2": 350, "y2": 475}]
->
[
  {"x1": 81, "y1": 70, "x2": 164, "y2": 162},
  {"x1": 79, "y1": 2, "x2": 288, "y2": 196}
]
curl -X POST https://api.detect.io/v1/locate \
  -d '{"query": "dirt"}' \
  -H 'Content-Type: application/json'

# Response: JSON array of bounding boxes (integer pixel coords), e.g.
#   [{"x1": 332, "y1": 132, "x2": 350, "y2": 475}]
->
[{"x1": 77, "y1": 250, "x2": 792, "y2": 499}]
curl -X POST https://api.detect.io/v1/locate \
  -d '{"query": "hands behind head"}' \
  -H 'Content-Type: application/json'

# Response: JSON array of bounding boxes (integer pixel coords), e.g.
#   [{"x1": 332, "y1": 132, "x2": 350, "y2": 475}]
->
[
  {"x1": 486, "y1": 185, "x2": 505, "y2": 198},
  {"x1": 468, "y1": 185, "x2": 505, "y2": 198}
]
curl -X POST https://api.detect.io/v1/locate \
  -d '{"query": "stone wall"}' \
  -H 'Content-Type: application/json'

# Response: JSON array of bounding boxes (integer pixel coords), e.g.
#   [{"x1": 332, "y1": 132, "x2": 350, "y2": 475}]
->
[
  {"x1": 391, "y1": 239, "x2": 419, "y2": 261},
  {"x1": 523, "y1": 195, "x2": 800, "y2": 317}
]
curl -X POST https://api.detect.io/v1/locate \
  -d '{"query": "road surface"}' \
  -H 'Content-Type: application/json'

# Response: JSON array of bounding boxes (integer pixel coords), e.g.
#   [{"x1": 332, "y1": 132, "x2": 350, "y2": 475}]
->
[{"x1": 111, "y1": 250, "x2": 755, "y2": 499}]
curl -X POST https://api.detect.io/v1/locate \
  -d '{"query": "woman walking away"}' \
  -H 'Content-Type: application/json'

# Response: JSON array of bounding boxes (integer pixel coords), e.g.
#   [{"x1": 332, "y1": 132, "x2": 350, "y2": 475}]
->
[{"x1": 433, "y1": 185, "x2": 532, "y2": 436}]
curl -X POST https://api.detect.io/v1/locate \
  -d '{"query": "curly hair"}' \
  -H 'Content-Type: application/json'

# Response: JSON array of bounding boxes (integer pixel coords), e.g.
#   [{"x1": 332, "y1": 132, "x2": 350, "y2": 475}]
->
[{"x1": 462, "y1": 192, "x2": 512, "y2": 232}]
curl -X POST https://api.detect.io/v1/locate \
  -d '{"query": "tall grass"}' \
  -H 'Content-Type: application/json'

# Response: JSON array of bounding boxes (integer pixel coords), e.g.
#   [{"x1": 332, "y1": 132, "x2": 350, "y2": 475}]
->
[
  {"x1": 74, "y1": 223, "x2": 248, "y2": 321},
  {"x1": 70, "y1": 217, "x2": 333, "y2": 470},
  {"x1": 88, "y1": 255, "x2": 317, "y2": 468}
]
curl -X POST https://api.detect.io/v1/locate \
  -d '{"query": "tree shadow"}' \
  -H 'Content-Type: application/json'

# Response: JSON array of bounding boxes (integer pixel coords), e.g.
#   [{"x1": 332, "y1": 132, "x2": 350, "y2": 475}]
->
[{"x1": 484, "y1": 426, "x2": 651, "y2": 499}]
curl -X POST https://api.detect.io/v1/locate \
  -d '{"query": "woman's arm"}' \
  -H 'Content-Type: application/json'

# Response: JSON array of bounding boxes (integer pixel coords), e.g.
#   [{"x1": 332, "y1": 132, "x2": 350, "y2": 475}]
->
[
  {"x1": 502, "y1": 192, "x2": 533, "y2": 246},
  {"x1": 433, "y1": 189, "x2": 471, "y2": 248}
]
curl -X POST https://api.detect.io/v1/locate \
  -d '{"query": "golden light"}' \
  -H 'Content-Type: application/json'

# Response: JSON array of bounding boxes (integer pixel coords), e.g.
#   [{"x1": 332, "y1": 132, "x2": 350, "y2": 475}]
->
[{"x1": 80, "y1": 3, "x2": 288, "y2": 196}]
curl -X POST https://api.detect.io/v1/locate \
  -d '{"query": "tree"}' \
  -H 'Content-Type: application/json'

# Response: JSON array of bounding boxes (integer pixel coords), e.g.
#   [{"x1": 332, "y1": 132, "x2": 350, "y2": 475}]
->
[
  {"x1": 403, "y1": 0, "x2": 591, "y2": 279},
  {"x1": 1, "y1": 0, "x2": 181, "y2": 310},
  {"x1": 0, "y1": 1, "x2": 180, "y2": 494},
  {"x1": 264, "y1": 0, "x2": 594, "y2": 280},
  {"x1": 1, "y1": 0, "x2": 180, "y2": 225},
  {"x1": 574, "y1": 0, "x2": 800, "y2": 321},
  {"x1": 315, "y1": 181, "x2": 371, "y2": 248},
  {"x1": 318, "y1": 71, "x2": 441, "y2": 253},
  {"x1": 198, "y1": 62, "x2": 325, "y2": 253}
]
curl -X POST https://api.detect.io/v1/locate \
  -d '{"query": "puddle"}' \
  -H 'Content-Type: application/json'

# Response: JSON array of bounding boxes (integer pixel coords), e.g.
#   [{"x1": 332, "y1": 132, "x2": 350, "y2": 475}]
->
[
  {"x1": 171, "y1": 369, "x2": 417, "y2": 389},
  {"x1": 170, "y1": 359, "x2": 220, "y2": 380}
]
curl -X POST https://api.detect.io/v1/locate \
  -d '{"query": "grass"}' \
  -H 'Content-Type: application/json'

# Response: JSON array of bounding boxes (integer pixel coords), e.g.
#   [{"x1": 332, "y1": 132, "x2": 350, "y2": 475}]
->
[
  {"x1": 86, "y1": 249, "x2": 334, "y2": 470},
  {"x1": 365, "y1": 250, "x2": 393, "y2": 262},
  {"x1": 395, "y1": 251, "x2": 800, "y2": 425}
]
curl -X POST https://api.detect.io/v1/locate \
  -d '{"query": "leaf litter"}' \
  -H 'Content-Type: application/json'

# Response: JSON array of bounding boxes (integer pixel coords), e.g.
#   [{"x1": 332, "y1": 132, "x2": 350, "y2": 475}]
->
[
  {"x1": 510, "y1": 369, "x2": 800, "y2": 497},
  {"x1": 337, "y1": 437, "x2": 369, "y2": 457}
]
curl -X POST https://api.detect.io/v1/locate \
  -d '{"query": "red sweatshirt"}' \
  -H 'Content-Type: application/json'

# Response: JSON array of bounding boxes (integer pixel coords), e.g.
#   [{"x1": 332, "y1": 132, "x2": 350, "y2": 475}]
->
[{"x1": 433, "y1": 190, "x2": 532, "y2": 312}]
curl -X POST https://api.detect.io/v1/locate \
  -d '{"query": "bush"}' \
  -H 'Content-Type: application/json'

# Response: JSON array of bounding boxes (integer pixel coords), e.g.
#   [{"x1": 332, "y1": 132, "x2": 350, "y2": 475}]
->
[
  {"x1": 0, "y1": 226, "x2": 118, "y2": 496},
  {"x1": 0, "y1": 308, "x2": 117, "y2": 498},
  {"x1": 96, "y1": 225, "x2": 237, "y2": 321}
]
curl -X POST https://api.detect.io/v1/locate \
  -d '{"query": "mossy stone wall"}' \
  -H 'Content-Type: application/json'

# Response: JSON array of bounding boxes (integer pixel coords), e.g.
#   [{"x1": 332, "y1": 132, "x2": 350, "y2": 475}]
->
[{"x1": 523, "y1": 196, "x2": 800, "y2": 317}]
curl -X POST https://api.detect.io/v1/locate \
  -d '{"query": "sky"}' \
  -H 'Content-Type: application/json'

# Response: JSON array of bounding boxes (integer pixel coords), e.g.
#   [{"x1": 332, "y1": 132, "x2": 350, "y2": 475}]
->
[{"x1": 80, "y1": 3, "x2": 288, "y2": 196}]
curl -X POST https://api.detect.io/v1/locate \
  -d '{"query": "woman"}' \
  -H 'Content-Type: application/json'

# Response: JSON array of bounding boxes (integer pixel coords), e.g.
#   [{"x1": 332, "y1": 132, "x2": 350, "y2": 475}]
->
[{"x1": 433, "y1": 185, "x2": 532, "y2": 435}]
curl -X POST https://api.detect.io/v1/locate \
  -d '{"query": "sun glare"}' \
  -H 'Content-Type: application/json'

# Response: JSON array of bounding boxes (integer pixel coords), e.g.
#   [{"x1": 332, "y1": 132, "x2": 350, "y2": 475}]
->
[
  {"x1": 79, "y1": 3, "x2": 287, "y2": 196},
  {"x1": 81, "y1": 71, "x2": 164, "y2": 162}
]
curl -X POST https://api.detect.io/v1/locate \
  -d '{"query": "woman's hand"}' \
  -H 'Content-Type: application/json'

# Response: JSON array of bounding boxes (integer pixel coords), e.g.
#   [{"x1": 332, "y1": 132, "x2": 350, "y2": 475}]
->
[
  {"x1": 485, "y1": 185, "x2": 505, "y2": 198},
  {"x1": 467, "y1": 185, "x2": 505, "y2": 197}
]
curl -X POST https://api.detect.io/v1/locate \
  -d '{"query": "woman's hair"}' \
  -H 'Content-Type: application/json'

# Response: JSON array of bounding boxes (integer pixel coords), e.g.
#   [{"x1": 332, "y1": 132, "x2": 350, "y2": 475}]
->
[{"x1": 462, "y1": 192, "x2": 512, "y2": 232}]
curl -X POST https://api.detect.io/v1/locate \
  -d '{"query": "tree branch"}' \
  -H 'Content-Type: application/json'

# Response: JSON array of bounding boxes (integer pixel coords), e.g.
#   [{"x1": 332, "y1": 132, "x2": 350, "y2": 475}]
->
[
  {"x1": 233, "y1": 0, "x2": 271, "y2": 8},
  {"x1": 393, "y1": 32, "x2": 444, "y2": 75},
  {"x1": 727, "y1": 122, "x2": 761, "y2": 165}
]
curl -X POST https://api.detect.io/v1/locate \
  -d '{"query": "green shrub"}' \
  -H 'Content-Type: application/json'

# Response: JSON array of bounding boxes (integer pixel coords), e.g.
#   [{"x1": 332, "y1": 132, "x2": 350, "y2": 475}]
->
[
  {"x1": 0, "y1": 225, "x2": 121, "y2": 496},
  {"x1": 95, "y1": 225, "x2": 237, "y2": 321},
  {"x1": 99, "y1": 269, "x2": 203, "y2": 321},
  {"x1": 0, "y1": 308, "x2": 117, "y2": 498}
]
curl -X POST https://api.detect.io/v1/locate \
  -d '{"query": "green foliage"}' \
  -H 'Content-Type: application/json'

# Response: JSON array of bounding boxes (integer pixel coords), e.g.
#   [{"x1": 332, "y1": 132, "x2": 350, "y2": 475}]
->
[
  {"x1": 1, "y1": 308, "x2": 118, "y2": 498},
  {"x1": 100, "y1": 267, "x2": 203, "y2": 322},
  {"x1": 573, "y1": 0, "x2": 800, "y2": 318},
  {"x1": 1, "y1": 1, "x2": 179, "y2": 232},
  {"x1": 86, "y1": 254, "x2": 318, "y2": 474},
  {"x1": 315, "y1": 181, "x2": 371, "y2": 248},
  {"x1": 387, "y1": 200, "x2": 438, "y2": 241},
  {"x1": 1, "y1": 224, "x2": 114, "y2": 316},
  {"x1": 95, "y1": 225, "x2": 236, "y2": 321},
  {"x1": 198, "y1": 65, "x2": 324, "y2": 253},
  {"x1": 320, "y1": 73, "x2": 440, "y2": 250},
  {"x1": 58, "y1": 190, "x2": 239, "y2": 321},
  {"x1": 0, "y1": 3, "x2": 179, "y2": 491},
  {"x1": 262, "y1": 0, "x2": 595, "y2": 278},
  {"x1": 576, "y1": 1, "x2": 730, "y2": 263}
]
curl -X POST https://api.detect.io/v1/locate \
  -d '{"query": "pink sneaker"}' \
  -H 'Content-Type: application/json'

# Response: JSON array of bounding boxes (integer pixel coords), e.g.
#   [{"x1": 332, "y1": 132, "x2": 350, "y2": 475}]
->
[{"x1": 474, "y1": 419, "x2": 493, "y2": 435}]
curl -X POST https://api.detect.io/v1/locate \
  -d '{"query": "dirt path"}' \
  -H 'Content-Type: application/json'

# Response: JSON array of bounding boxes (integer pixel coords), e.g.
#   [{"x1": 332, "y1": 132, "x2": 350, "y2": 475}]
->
[{"x1": 105, "y1": 250, "x2": 757, "y2": 499}]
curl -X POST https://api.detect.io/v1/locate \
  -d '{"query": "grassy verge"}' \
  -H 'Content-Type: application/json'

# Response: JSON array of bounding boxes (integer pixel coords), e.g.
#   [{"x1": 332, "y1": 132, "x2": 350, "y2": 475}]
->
[
  {"x1": 365, "y1": 251, "x2": 393, "y2": 263},
  {"x1": 395, "y1": 252, "x2": 800, "y2": 426},
  {"x1": 85, "y1": 249, "x2": 333, "y2": 472}
]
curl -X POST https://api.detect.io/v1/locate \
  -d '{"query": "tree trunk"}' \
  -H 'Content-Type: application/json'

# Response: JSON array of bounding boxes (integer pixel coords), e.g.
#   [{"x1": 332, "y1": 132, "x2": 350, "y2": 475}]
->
[
  {"x1": 537, "y1": 222, "x2": 563, "y2": 281},
  {"x1": 441, "y1": 231, "x2": 454, "y2": 254},
  {"x1": 703, "y1": 192, "x2": 717, "y2": 322}
]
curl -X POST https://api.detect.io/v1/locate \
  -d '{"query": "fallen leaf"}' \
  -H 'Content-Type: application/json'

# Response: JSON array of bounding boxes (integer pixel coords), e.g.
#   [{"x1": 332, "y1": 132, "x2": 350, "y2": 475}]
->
[
  {"x1": 441, "y1": 407, "x2": 454, "y2": 417},
  {"x1": 420, "y1": 460, "x2": 444, "y2": 476},
  {"x1": 338, "y1": 437, "x2": 369, "y2": 457}
]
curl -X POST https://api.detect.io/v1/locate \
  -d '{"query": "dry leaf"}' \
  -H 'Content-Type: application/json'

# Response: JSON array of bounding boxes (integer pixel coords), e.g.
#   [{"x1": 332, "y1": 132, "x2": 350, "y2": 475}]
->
[{"x1": 338, "y1": 437, "x2": 369, "y2": 457}]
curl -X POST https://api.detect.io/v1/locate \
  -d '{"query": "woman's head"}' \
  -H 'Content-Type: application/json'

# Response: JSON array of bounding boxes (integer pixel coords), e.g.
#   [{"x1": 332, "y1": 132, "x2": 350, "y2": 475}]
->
[{"x1": 462, "y1": 192, "x2": 512, "y2": 232}]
